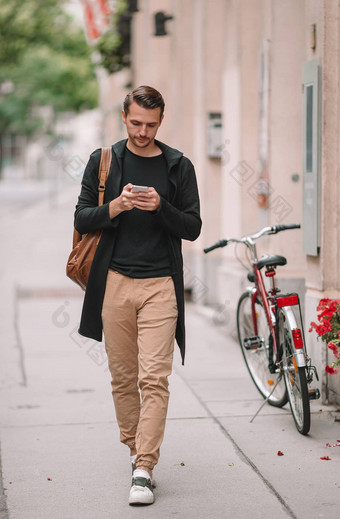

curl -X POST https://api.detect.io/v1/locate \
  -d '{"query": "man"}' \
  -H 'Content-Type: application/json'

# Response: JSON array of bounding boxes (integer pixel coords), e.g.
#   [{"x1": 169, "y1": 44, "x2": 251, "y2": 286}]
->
[{"x1": 74, "y1": 85, "x2": 201, "y2": 506}]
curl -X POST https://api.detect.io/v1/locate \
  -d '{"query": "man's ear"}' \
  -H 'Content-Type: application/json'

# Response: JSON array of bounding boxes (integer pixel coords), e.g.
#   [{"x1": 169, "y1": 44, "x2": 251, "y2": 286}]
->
[
  {"x1": 159, "y1": 113, "x2": 164, "y2": 126},
  {"x1": 121, "y1": 110, "x2": 127, "y2": 124}
]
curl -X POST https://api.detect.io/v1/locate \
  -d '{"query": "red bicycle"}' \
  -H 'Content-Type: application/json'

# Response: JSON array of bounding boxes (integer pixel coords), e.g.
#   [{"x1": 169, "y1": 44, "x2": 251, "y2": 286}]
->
[{"x1": 204, "y1": 224, "x2": 319, "y2": 435}]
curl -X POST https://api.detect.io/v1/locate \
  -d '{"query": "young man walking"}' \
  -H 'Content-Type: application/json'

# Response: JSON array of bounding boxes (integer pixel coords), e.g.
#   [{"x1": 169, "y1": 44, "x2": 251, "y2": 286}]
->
[{"x1": 74, "y1": 86, "x2": 201, "y2": 505}]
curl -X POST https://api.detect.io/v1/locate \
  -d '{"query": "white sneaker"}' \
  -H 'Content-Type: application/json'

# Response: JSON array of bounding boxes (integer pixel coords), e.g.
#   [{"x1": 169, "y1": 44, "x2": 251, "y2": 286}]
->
[
  {"x1": 131, "y1": 459, "x2": 156, "y2": 487},
  {"x1": 129, "y1": 470, "x2": 154, "y2": 506}
]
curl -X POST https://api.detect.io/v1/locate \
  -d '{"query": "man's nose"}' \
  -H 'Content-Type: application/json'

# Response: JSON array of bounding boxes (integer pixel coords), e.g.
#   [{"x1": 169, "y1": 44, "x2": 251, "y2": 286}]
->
[{"x1": 140, "y1": 125, "x2": 147, "y2": 135}]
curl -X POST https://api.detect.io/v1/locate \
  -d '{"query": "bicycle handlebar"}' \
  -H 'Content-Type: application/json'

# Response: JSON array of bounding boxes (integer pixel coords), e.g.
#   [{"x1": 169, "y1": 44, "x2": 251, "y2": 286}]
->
[
  {"x1": 271, "y1": 223, "x2": 301, "y2": 233},
  {"x1": 204, "y1": 224, "x2": 301, "y2": 253},
  {"x1": 203, "y1": 239, "x2": 228, "y2": 254}
]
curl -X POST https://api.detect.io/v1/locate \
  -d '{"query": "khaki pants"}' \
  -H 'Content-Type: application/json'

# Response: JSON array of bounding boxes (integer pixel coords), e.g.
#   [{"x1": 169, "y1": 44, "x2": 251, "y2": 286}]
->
[{"x1": 101, "y1": 270, "x2": 178, "y2": 471}]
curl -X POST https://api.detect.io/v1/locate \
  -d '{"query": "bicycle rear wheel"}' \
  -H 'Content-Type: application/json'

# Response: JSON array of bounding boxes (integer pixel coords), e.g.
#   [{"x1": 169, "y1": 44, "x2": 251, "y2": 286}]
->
[
  {"x1": 237, "y1": 292, "x2": 287, "y2": 407},
  {"x1": 278, "y1": 308, "x2": 310, "y2": 435}
]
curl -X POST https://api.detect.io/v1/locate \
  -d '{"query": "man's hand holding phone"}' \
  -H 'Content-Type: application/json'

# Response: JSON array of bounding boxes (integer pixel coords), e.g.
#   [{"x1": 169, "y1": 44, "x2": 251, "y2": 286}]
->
[
  {"x1": 131, "y1": 185, "x2": 149, "y2": 193},
  {"x1": 131, "y1": 185, "x2": 160, "y2": 211},
  {"x1": 109, "y1": 183, "x2": 160, "y2": 219}
]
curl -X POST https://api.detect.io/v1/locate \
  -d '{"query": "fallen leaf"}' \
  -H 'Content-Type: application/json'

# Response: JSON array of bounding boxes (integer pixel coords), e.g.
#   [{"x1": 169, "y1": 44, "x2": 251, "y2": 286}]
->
[
  {"x1": 326, "y1": 443, "x2": 332, "y2": 447},
  {"x1": 180, "y1": 462, "x2": 185, "y2": 466},
  {"x1": 277, "y1": 451, "x2": 284, "y2": 456},
  {"x1": 320, "y1": 456, "x2": 331, "y2": 460},
  {"x1": 47, "y1": 477, "x2": 52, "y2": 481},
  {"x1": 228, "y1": 462, "x2": 234, "y2": 466}
]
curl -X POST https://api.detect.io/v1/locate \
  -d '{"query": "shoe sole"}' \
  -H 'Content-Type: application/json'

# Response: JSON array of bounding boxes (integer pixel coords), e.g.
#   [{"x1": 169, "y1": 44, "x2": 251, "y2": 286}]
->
[
  {"x1": 129, "y1": 496, "x2": 154, "y2": 506},
  {"x1": 129, "y1": 501, "x2": 154, "y2": 506}
]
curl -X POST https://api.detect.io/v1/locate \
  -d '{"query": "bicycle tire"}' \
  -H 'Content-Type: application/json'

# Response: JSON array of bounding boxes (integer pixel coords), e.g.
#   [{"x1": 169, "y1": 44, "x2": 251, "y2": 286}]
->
[
  {"x1": 237, "y1": 292, "x2": 288, "y2": 407},
  {"x1": 278, "y1": 308, "x2": 310, "y2": 435}
]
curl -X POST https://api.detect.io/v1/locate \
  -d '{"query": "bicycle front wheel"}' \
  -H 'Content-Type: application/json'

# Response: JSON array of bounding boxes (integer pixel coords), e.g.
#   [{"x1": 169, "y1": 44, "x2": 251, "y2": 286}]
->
[
  {"x1": 237, "y1": 292, "x2": 287, "y2": 407},
  {"x1": 278, "y1": 308, "x2": 310, "y2": 435}
]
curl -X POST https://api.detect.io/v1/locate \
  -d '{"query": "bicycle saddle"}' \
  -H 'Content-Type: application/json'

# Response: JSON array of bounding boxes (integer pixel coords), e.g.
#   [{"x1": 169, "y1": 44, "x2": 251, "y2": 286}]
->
[{"x1": 256, "y1": 254, "x2": 287, "y2": 270}]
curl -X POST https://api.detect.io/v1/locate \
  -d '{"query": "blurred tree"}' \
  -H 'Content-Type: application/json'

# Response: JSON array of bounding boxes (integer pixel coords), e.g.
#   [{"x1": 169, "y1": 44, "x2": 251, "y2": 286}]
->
[
  {"x1": 0, "y1": 0, "x2": 98, "y2": 137},
  {"x1": 94, "y1": 0, "x2": 132, "y2": 75}
]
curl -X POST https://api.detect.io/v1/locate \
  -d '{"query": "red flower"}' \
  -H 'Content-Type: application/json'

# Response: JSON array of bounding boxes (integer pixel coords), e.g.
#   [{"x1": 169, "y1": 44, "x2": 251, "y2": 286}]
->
[
  {"x1": 317, "y1": 298, "x2": 331, "y2": 311},
  {"x1": 318, "y1": 300, "x2": 339, "y2": 318},
  {"x1": 315, "y1": 299, "x2": 340, "y2": 323},
  {"x1": 314, "y1": 320, "x2": 332, "y2": 336},
  {"x1": 309, "y1": 322, "x2": 317, "y2": 333},
  {"x1": 320, "y1": 456, "x2": 331, "y2": 460},
  {"x1": 328, "y1": 342, "x2": 339, "y2": 358},
  {"x1": 310, "y1": 299, "x2": 340, "y2": 374},
  {"x1": 325, "y1": 365, "x2": 339, "y2": 375},
  {"x1": 317, "y1": 298, "x2": 340, "y2": 311},
  {"x1": 277, "y1": 450, "x2": 284, "y2": 456}
]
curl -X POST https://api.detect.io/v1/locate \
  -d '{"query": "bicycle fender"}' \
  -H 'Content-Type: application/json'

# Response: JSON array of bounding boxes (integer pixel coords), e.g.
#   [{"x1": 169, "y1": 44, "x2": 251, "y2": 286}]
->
[{"x1": 294, "y1": 350, "x2": 307, "y2": 368}]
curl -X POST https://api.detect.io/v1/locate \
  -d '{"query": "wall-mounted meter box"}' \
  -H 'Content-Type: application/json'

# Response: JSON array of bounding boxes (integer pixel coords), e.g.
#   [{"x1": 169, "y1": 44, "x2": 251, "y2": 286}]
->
[
  {"x1": 302, "y1": 58, "x2": 321, "y2": 256},
  {"x1": 207, "y1": 112, "x2": 222, "y2": 158}
]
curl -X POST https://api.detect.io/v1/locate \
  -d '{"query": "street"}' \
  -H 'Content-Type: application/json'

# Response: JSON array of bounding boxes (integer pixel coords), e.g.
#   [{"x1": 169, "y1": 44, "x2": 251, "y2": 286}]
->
[{"x1": 0, "y1": 180, "x2": 339, "y2": 519}]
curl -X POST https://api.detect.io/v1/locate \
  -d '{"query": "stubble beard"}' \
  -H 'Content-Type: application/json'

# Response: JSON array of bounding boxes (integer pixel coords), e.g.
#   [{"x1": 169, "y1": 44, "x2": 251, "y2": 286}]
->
[{"x1": 130, "y1": 135, "x2": 152, "y2": 149}]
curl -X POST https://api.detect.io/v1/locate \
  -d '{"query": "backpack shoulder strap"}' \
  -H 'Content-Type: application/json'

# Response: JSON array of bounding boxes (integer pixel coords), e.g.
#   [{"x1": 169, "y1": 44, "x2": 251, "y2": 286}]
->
[{"x1": 97, "y1": 146, "x2": 112, "y2": 206}]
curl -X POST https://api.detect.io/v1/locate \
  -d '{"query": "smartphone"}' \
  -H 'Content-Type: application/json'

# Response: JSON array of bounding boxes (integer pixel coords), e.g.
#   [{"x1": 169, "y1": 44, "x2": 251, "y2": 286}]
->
[{"x1": 131, "y1": 185, "x2": 149, "y2": 193}]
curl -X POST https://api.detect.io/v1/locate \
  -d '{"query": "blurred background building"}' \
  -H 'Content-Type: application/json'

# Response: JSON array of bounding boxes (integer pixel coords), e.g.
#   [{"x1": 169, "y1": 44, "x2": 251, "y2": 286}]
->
[{"x1": 1, "y1": 0, "x2": 340, "y2": 403}]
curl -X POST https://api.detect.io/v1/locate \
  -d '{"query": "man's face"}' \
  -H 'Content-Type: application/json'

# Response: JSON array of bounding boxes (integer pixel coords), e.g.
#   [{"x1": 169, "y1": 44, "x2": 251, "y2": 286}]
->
[{"x1": 122, "y1": 102, "x2": 163, "y2": 151}]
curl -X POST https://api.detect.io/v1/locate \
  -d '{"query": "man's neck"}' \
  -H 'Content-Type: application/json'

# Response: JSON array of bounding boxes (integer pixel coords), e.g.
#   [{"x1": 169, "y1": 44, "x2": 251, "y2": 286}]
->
[{"x1": 126, "y1": 139, "x2": 162, "y2": 157}]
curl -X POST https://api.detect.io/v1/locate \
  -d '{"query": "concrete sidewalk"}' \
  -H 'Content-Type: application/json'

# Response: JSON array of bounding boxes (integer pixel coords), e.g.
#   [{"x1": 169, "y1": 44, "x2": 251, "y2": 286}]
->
[{"x1": 0, "y1": 181, "x2": 340, "y2": 519}]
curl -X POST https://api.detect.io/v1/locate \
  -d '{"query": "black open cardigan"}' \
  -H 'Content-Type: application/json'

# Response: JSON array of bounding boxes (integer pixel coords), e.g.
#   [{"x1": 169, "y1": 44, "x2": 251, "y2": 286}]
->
[{"x1": 74, "y1": 139, "x2": 201, "y2": 364}]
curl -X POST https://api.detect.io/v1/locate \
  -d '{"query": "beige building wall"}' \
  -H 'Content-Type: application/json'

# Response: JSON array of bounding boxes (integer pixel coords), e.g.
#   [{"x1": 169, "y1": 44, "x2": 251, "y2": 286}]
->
[
  {"x1": 99, "y1": 0, "x2": 340, "y2": 403},
  {"x1": 303, "y1": 0, "x2": 340, "y2": 403},
  {"x1": 131, "y1": 0, "x2": 225, "y2": 302},
  {"x1": 98, "y1": 67, "x2": 130, "y2": 145},
  {"x1": 219, "y1": 0, "x2": 307, "y2": 332}
]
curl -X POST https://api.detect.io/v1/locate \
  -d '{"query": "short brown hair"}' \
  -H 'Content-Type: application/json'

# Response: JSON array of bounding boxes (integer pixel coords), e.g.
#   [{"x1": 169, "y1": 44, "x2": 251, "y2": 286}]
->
[{"x1": 123, "y1": 85, "x2": 165, "y2": 119}]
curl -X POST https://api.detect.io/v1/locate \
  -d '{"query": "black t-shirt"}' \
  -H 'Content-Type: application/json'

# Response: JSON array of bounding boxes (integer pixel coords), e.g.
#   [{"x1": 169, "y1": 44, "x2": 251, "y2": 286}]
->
[{"x1": 110, "y1": 147, "x2": 171, "y2": 278}]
